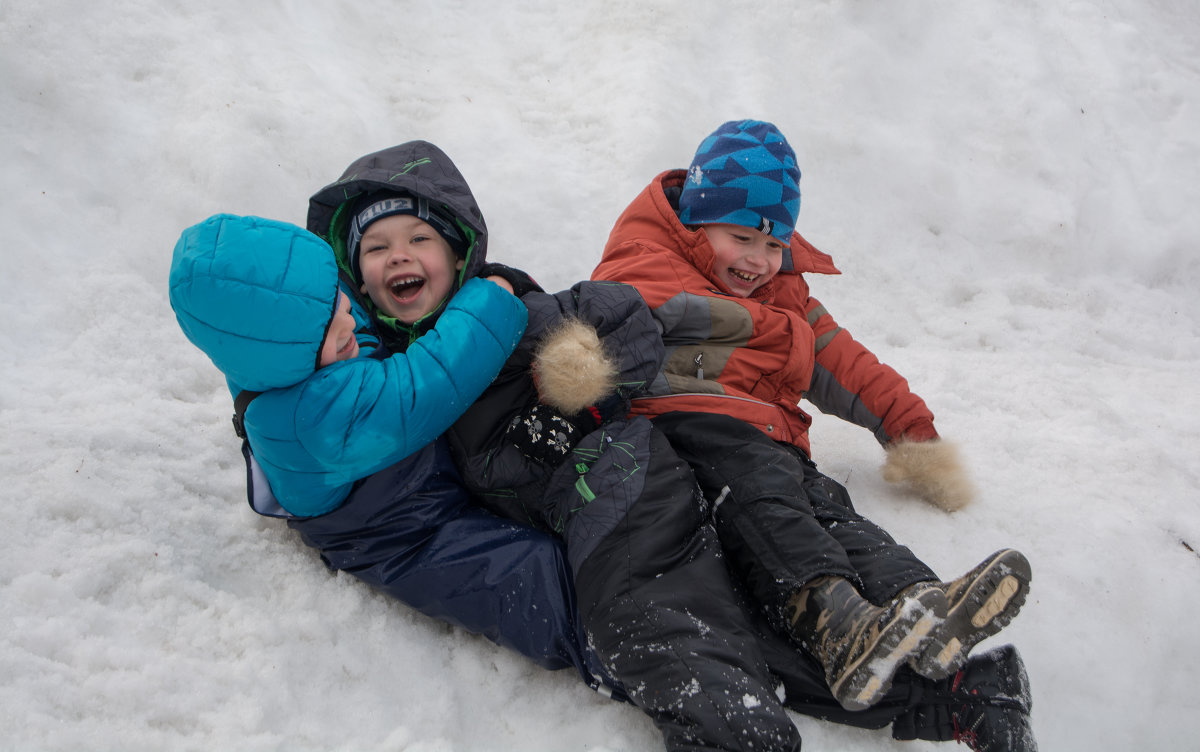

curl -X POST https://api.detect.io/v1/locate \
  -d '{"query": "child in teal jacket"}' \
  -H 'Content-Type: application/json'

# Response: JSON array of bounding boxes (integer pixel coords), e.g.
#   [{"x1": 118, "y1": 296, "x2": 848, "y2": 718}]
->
[{"x1": 169, "y1": 213, "x2": 613, "y2": 691}]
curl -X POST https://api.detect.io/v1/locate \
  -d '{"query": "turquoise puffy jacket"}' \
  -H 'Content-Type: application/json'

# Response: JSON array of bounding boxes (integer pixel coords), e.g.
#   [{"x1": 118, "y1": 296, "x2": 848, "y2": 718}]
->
[{"x1": 169, "y1": 214, "x2": 527, "y2": 516}]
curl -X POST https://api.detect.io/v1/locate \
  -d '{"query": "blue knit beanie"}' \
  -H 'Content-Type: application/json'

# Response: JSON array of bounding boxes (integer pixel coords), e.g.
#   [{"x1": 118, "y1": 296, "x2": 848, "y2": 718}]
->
[{"x1": 677, "y1": 120, "x2": 801, "y2": 243}]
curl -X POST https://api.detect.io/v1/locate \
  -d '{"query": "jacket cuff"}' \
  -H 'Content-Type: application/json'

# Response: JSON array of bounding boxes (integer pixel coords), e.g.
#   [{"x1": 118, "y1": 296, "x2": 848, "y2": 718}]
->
[{"x1": 898, "y1": 420, "x2": 939, "y2": 443}]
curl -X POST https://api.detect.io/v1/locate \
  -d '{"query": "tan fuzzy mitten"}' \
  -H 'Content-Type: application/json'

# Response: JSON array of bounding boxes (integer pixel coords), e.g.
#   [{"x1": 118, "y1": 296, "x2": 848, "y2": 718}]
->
[
  {"x1": 532, "y1": 318, "x2": 618, "y2": 414},
  {"x1": 881, "y1": 438, "x2": 976, "y2": 512}
]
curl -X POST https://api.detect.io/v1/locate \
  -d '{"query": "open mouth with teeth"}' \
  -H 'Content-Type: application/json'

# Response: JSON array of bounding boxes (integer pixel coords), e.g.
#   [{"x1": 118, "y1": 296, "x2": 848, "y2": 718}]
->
[
  {"x1": 729, "y1": 269, "x2": 760, "y2": 284},
  {"x1": 388, "y1": 275, "x2": 426, "y2": 302}
]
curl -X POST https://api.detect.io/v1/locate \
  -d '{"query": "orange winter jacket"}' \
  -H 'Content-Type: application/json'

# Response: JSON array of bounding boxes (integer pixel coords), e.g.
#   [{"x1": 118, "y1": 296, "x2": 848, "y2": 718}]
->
[{"x1": 591, "y1": 170, "x2": 937, "y2": 457}]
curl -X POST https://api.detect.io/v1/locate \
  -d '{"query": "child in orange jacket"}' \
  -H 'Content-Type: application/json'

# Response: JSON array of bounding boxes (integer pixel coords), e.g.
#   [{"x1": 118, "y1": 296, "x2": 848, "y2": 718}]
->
[{"x1": 593, "y1": 120, "x2": 1034, "y2": 724}]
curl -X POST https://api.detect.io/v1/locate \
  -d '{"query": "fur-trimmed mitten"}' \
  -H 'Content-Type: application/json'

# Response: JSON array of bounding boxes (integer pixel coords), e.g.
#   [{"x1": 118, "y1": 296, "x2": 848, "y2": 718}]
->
[
  {"x1": 531, "y1": 317, "x2": 618, "y2": 415},
  {"x1": 882, "y1": 438, "x2": 975, "y2": 512}
]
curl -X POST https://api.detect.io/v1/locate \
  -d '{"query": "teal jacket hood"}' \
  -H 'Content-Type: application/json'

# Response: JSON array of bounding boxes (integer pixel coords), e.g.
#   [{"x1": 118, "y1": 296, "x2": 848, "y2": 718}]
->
[{"x1": 169, "y1": 214, "x2": 340, "y2": 394}]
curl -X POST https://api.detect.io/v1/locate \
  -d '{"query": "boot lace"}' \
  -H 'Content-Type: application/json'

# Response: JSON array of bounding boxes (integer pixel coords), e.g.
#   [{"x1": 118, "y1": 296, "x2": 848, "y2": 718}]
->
[{"x1": 949, "y1": 669, "x2": 984, "y2": 751}]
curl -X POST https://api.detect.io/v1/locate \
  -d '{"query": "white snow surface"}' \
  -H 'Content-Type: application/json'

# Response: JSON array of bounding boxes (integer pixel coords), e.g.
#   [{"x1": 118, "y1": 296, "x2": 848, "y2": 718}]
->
[{"x1": 3, "y1": 2, "x2": 1199, "y2": 750}]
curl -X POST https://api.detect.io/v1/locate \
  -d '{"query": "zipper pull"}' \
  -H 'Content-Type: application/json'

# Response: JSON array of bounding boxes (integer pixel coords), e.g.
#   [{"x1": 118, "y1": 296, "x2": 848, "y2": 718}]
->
[{"x1": 694, "y1": 352, "x2": 704, "y2": 380}]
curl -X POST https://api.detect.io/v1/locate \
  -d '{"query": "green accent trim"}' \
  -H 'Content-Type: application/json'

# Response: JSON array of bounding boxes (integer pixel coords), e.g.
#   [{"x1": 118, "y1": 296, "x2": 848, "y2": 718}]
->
[
  {"x1": 806, "y1": 304, "x2": 828, "y2": 325},
  {"x1": 481, "y1": 488, "x2": 517, "y2": 498},
  {"x1": 455, "y1": 220, "x2": 477, "y2": 287},
  {"x1": 574, "y1": 476, "x2": 596, "y2": 503},
  {"x1": 391, "y1": 158, "x2": 432, "y2": 178},
  {"x1": 327, "y1": 202, "x2": 354, "y2": 276}
]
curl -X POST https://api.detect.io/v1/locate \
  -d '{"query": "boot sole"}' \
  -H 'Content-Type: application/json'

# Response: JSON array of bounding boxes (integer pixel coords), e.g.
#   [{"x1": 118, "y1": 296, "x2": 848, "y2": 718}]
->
[
  {"x1": 832, "y1": 587, "x2": 945, "y2": 711},
  {"x1": 913, "y1": 549, "x2": 1032, "y2": 680}
]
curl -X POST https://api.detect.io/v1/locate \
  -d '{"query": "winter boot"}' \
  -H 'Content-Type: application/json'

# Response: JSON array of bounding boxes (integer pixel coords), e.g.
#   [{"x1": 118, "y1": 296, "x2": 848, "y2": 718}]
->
[
  {"x1": 892, "y1": 644, "x2": 1037, "y2": 751},
  {"x1": 907, "y1": 549, "x2": 1032, "y2": 679},
  {"x1": 787, "y1": 575, "x2": 946, "y2": 711}
]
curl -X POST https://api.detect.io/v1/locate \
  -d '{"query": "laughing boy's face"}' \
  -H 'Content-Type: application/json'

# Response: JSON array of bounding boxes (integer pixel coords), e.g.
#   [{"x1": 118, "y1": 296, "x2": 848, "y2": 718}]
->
[
  {"x1": 702, "y1": 223, "x2": 785, "y2": 297},
  {"x1": 358, "y1": 213, "x2": 463, "y2": 323}
]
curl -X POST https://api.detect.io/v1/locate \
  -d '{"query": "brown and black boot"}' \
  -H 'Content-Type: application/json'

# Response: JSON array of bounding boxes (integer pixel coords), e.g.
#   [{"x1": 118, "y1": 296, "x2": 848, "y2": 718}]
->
[
  {"x1": 787, "y1": 575, "x2": 946, "y2": 711},
  {"x1": 907, "y1": 549, "x2": 1033, "y2": 680}
]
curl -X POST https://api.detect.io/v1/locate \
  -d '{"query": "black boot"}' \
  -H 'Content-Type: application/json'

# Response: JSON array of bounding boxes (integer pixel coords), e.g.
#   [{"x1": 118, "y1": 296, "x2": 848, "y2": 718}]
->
[
  {"x1": 787, "y1": 575, "x2": 945, "y2": 711},
  {"x1": 892, "y1": 644, "x2": 1037, "y2": 751}
]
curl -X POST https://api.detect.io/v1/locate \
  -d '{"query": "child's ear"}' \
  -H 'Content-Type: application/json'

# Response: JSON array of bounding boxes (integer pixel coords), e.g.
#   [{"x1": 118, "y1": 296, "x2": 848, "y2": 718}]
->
[
  {"x1": 359, "y1": 283, "x2": 367, "y2": 294},
  {"x1": 455, "y1": 258, "x2": 465, "y2": 270}
]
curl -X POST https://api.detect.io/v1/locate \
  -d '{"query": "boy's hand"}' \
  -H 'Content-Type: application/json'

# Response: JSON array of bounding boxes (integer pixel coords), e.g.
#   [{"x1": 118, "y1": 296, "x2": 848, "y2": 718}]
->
[
  {"x1": 485, "y1": 275, "x2": 514, "y2": 294},
  {"x1": 478, "y1": 262, "x2": 543, "y2": 297}
]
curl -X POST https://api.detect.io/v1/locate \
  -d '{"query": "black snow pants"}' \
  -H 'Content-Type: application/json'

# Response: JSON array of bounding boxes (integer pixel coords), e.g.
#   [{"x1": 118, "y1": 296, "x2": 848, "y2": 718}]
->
[
  {"x1": 651, "y1": 411, "x2": 938, "y2": 625},
  {"x1": 548, "y1": 416, "x2": 804, "y2": 751}
]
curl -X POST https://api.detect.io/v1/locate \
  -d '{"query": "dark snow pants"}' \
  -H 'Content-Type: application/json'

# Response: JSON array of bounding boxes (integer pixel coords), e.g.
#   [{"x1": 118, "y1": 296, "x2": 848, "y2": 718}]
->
[
  {"x1": 287, "y1": 438, "x2": 613, "y2": 693},
  {"x1": 652, "y1": 411, "x2": 938, "y2": 623},
  {"x1": 549, "y1": 416, "x2": 803, "y2": 752},
  {"x1": 290, "y1": 427, "x2": 944, "y2": 747}
]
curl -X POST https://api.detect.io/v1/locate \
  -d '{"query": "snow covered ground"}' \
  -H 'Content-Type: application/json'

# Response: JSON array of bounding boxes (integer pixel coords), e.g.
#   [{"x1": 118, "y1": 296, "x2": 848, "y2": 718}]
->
[{"x1": 2, "y1": 1, "x2": 1198, "y2": 750}]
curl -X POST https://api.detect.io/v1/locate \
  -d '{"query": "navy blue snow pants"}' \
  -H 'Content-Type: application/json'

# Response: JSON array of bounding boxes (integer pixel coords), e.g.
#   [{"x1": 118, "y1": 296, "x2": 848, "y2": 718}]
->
[{"x1": 287, "y1": 437, "x2": 615, "y2": 694}]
